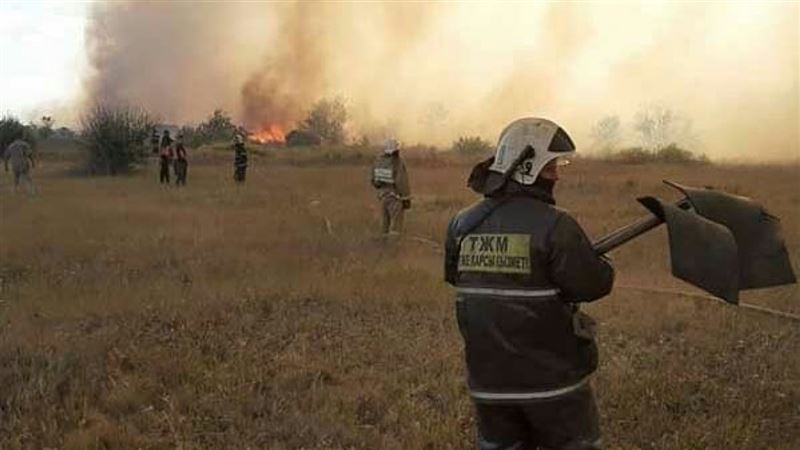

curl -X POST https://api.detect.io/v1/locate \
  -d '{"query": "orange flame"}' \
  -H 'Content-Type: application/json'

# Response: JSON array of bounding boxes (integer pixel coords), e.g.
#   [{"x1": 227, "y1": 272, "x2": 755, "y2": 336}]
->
[{"x1": 250, "y1": 124, "x2": 286, "y2": 144}]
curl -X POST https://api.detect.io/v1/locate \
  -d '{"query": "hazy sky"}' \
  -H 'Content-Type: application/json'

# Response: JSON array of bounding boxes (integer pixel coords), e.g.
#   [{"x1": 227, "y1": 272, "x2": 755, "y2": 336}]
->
[
  {"x1": 1, "y1": 1, "x2": 798, "y2": 160},
  {"x1": 0, "y1": 1, "x2": 89, "y2": 122}
]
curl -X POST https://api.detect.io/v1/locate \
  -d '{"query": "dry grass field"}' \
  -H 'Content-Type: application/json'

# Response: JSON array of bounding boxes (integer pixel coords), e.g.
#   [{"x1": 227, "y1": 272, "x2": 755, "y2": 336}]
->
[{"x1": 1, "y1": 147, "x2": 798, "y2": 449}]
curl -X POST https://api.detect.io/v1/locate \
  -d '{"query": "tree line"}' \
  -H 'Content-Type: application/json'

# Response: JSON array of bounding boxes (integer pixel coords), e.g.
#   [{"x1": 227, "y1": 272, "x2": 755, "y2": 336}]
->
[{"x1": 2, "y1": 101, "x2": 708, "y2": 177}]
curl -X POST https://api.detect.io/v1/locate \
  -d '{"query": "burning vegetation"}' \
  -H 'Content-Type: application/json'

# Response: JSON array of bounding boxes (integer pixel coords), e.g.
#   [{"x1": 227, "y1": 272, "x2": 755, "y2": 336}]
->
[{"x1": 249, "y1": 124, "x2": 286, "y2": 144}]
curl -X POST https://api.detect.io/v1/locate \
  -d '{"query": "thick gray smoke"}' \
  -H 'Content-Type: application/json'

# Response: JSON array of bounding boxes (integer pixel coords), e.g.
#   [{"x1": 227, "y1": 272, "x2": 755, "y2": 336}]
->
[
  {"x1": 84, "y1": 2, "x2": 798, "y2": 160},
  {"x1": 84, "y1": 2, "x2": 268, "y2": 124},
  {"x1": 239, "y1": 3, "x2": 329, "y2": 131}
]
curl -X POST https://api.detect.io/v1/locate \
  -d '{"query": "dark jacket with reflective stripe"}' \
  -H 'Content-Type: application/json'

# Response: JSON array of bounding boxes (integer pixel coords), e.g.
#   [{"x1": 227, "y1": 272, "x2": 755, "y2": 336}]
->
[{"x1": 444, "y1": 185, "x2": 614, "y2": 401}]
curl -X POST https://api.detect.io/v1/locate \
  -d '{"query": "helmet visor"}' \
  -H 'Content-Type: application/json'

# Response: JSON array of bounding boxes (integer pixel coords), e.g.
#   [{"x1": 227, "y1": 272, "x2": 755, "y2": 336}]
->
[{"x1": 554, "y1": 157, "x2": 571, "y2": 167}]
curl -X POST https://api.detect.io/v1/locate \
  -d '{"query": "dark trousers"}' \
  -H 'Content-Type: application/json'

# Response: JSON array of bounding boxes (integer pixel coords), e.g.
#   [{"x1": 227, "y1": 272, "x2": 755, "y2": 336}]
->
[
  {"x1": 234, "y1": 166, "x2": 247, "y2": 183},
  {"x1": 475, "y1": 385, "x2": 601, "y2": 450},
  {"x1": 159, "y1": 156, "x2": 171, "y2": 184},
  {"x1": 174, "y1": 159, "x2": 188, "y2": 185}
]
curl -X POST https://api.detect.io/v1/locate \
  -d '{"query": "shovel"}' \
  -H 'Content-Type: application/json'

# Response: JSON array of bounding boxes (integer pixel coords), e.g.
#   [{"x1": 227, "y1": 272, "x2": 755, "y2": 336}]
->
[{"x1": 592, "y1": 181, "x2": 796, "y2": 305}]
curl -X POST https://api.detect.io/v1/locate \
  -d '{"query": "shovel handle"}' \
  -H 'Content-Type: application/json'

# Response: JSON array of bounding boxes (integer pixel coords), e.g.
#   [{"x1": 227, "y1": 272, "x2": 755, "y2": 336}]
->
[{"x1": 592, "y1": 198, "x2": 690, "y2": 255}]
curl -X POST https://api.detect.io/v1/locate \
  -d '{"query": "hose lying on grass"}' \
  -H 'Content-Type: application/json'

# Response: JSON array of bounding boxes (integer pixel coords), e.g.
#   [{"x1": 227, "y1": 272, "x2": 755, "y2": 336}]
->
[
  {"x1": 313, "y1": 205, "x2": 798, "y2": 322},
  {"x1": 399, "y1": 232, "x2": 800, "y2": 322}
]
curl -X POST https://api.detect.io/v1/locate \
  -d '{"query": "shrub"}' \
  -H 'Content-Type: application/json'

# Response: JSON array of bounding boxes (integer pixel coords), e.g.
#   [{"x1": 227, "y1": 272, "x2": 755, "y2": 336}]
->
[
  {"x1": 81, "y1": 104, "x2": 155, "y2": 176},
  {"x1": 613, "y1": 147, "x2": 652, "y2": 164},
  {"x1": 352, "y1": 134, "x2": 371, "y2": 149},
  {"x1": 655, "y1": 143, "x2": 701, "y2": 163},
  {"x1": 54, "y1": 127, "x2": 77, "y2": 140},
  {"x1": 298, "y1": 97, "x2": 348, "y2": 145},
  {"x1": 591, "y1": 115, "x2": 622, "y2": 153},
  {"x1": 611, "y1": 144, "x2": 707, "y2": 164},
  {"x1": 195, "y1": 109, "x2": 238, "y2": 145},
  {"x1": 285, "y1": 129, "x2": 322, "y2": 147},
  {"x1": 177, "y1": 125, "x2": 201, "y2": 147},
  {"x1": 38, "y1": 116, "x2": 55, "y2": 140},
  {"x1": 451, "y1": 136, "x2": 493, "y2": 156},
  {"x1": 0, "y1": 115, "x2": 37, "y2": 156}
]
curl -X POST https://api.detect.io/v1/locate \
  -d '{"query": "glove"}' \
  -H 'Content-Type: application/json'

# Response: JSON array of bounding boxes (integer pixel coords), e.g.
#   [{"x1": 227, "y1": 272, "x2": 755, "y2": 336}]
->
[{"x1": 402, "y1": 199, "x2": 411, "y2": 210}]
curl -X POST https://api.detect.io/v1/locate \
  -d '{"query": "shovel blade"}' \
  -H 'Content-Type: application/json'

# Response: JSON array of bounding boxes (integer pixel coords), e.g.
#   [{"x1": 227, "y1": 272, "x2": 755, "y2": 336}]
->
[
  {"x1": 639, "y1": 197, "x2": 740, "y2": 304},
  {"x1": 665, "y1": 181, "x2": 797, "y2": 290}
]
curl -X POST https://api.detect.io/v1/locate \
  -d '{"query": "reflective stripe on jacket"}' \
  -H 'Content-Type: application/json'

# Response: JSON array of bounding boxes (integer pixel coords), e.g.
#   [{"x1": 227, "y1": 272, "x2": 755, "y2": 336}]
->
[
  {"x1": 444, "y1": 187, "x2": 614, "y2": 402},
  {"x1": 371, "y1": 153, "x2": 410, "y2": 197}
]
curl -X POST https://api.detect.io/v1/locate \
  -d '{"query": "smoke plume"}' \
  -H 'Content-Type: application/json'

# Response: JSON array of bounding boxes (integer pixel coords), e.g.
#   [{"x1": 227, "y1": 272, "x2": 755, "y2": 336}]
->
[{"x1": 84, "y1": 1, "x2": 798, "y2": 160}]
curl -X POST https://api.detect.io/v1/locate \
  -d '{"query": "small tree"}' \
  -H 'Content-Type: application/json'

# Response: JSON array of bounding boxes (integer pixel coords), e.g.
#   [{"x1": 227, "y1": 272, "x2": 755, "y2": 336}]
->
[
  {"x1": 419, "y1": 102, "x2": 448, "y2": 127},
  {"x1": 354, "y1": 134, "x2": 370, "y2": 149},
  {"x1": 655, "y1": 143, "x2": 706, "y2": 164},
  {"x1": 634, "y1": 105, "x2": 671, "y2": 151},
  {"x1": 285, "y1": 129, "x2": 322, "y2": 147},
  {"x1": 0, "y1": 115, "x2": 36, "y2": 156},
  {"x1": 81, "y1": 104, "x2": 155, "y2": 176},
  {"x1": 38, "y1": 116, "x2": 54, "y2": 139},
  {"x1": 299, "y1": 97, "x2": 348, "y2": 145},
  {"x1": 178, "y1": 124, "x2": 197, "y2": 146},
  {"x1": 591, "y1": 115, "x2": 621, "y2": 153},
  {"x1": 613, "y1": 144, "x2": 707, "y2": 164},
  {"x1": 55, "y1": 127, "x2": 76, "y2": 139},
  {"x1": 196, "y1": 109, "x2": 238, "y2": 143},
  {"x1": 452, "y1": 136, "x2": 493, "y2": 156},
  {"x1": 633, "y1": 104, "x2": 697, "y2": 151}
]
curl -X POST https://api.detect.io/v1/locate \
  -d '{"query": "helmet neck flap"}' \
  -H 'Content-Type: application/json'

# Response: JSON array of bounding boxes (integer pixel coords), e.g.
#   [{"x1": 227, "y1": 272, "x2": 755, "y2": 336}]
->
[{"x1": 468, "y1": 117, "x2": 575, "y2": 195}]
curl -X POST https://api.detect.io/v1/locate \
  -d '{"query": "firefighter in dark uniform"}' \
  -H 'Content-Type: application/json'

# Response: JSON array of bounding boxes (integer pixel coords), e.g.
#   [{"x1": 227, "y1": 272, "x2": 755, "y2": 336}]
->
[
  {"x1": 159, "y1": 129, "x2": 174, "y2": 184},
  {"x1": 151, "y1": 128, "x2": 160, "y2": 155},
  {"x1": 174, "y1": 133, "x2": 188, "y2": 186},
  {"x1": 233, "y1": 133, "x2": 248, "y2": 183},
  {"x1": 444, "y1": 117, "x2": 614, "y2": 450}
]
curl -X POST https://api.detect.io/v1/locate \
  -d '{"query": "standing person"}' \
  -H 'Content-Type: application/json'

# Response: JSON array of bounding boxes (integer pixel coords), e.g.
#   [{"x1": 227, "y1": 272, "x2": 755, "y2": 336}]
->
[
  {"x1": 370, "y1": 138, "x2": 411, "y2": 235},
  {"x1": 173, "y1": 133, "x2": 188, "y2": 186},
  {"x1": 3, "y1": 138, "x2": 36, "y2": 194},
  {"x1": 159, "y1": 129, "x2": 174, "y2": 184},
  {"x1": 233, "y1": 133, "x2": 247, "y2": 183},
  {"x1": 150, "y1": 128, "x2": 160, "y2": 155},
  {"x1": 444, "y1": 117, "x2": 614, "y2": 450}
]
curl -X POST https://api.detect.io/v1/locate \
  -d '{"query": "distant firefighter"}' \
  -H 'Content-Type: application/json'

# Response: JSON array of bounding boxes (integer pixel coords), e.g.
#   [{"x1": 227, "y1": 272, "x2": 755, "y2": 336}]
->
[
  {"x1": 159, "y1": 129, "x2": 174, "y2": 184},
  {"x1": 233, "y1": 134, "x2": 248, "y2": 183},
  {"x1": 174, "y1": 133, "x2": 188, "y2": 186},
  {"x1": 3, "y1": 138, "x2": 36, "y2": 194},
  {"x1": 150, "y1": 128, "x2": 160, "y2": 155},
  {"x1": 371, "y1": 138, "x2": 411, "y2": 235}
]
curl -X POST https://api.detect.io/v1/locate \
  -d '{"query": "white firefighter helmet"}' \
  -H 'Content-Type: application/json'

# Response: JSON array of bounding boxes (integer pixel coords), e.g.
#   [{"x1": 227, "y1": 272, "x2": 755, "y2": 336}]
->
[
  {"x1": 468, "y1": 117, "x2": 575, "y2": 194},
  {"x1": 234, "y1": 133, "x2": 244, "y2": 144},
  {"x1": 491, "y1": 117, "x2": 575, "y2": 184},
  {"x1": 383, "y1": 138, "x2": 399, "y2": 154}
]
